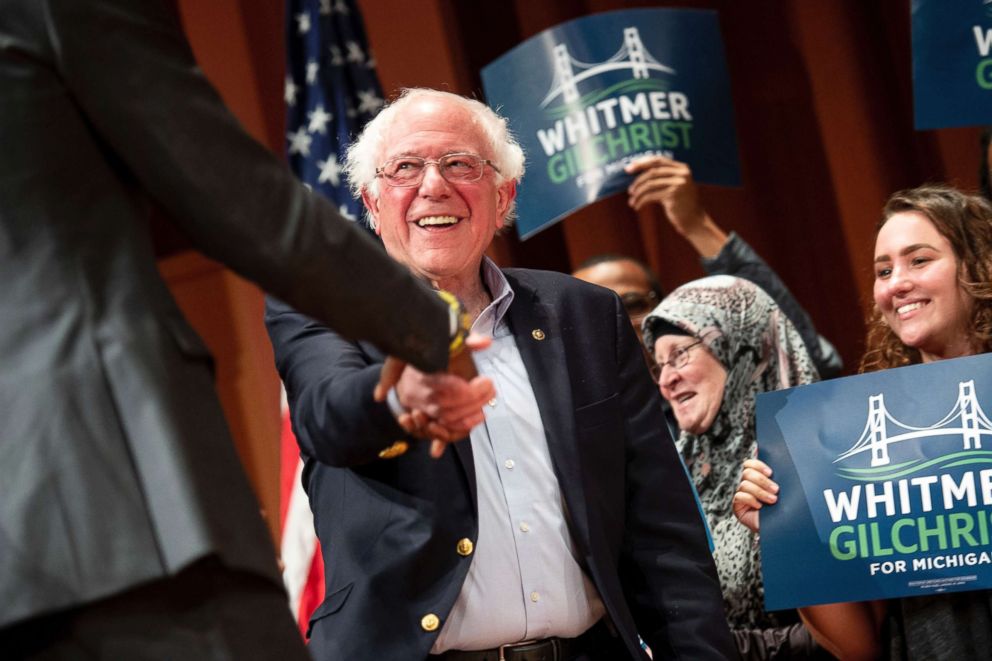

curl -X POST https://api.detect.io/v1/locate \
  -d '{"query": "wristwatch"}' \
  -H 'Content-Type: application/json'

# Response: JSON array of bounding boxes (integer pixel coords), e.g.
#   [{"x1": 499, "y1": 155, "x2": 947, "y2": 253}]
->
[{"x1": 436, "y1": 289, "x2": 471, "y2": 358}]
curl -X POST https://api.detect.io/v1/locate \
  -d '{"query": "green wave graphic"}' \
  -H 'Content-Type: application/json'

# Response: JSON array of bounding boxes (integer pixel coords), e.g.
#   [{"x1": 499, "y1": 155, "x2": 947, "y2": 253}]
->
[
  {"x1": 836, "y1": 450, "x2": 992, "y2": 482},
  {"x1": 943, "y1": 458, "x2": 992, "y2": 469},
  {"x1": 545, "y1": 78, "x2": 669, "y2": 120},
  {"x1": 835, "y1": 459, "x2": 921, "y2": 474}
]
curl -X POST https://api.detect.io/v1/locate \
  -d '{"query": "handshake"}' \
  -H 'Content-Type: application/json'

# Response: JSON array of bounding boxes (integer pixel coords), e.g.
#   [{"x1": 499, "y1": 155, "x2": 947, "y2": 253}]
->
[{"x1": 374, "y1": 291, "x2": 495, "y2": 458}]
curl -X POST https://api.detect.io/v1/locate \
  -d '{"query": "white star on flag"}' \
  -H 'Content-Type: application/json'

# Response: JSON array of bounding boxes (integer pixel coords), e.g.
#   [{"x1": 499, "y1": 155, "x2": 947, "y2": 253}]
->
[
  {"x1": 334, "y1": 0, "x2": 349, "y2": 14},
  {"x1": 319, "y1": 0, "x2": 331, "y2": 14},
  {"x1": 284, "y1": 77, "x2": 299, "y2": 106},
  {"x1": 356, "y1": 89, "x2": 383, "y2": 114},
  {"x1": 317, "y1": 155, "x2": 343, "y2": 186},
  {"x1": 307, "y1": 104, "x2": 333, "y2": 134},
  {"x1": 329, "y1": 45, "x2": 344, "y2": 66},
  {"x1": 345, "y1": 41, "x2": 365, "y2": 64},
  {"x1": 306, "y1": 60, "x2": 319, "y2": 84},
  {"x1": 295, "y1": 11, "x2": 311, "y2": 34},
  {"x1": 287, "y1": 127, "x2": 313, "y2": 156},
  {"x1": 339, "y1": 205, "x2": 356, "y2": 221}
]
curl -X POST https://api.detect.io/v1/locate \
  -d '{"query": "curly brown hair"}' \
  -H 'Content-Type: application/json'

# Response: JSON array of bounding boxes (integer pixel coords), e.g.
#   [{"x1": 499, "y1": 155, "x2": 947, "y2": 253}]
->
[{"x1": 860, "y1": 185, "x2": 992, "y2": 373}]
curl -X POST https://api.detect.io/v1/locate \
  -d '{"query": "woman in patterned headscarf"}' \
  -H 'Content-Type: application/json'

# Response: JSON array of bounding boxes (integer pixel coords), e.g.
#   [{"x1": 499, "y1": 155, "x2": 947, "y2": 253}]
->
[{"x1": 643, "y1": 274, "x2": 822, "y2": 659}]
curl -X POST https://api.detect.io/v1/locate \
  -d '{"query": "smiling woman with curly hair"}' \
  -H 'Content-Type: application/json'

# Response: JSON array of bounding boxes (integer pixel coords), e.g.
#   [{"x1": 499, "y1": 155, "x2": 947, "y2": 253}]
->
[{"x1": 860, "y1": 185, "x2": 992, "y2": 373}]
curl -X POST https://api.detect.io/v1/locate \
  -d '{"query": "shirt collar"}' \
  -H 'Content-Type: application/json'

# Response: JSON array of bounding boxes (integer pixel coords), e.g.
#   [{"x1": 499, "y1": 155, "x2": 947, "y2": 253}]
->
[{"x1": 473, "y1": 257, "x2": 514, "y2": 337}]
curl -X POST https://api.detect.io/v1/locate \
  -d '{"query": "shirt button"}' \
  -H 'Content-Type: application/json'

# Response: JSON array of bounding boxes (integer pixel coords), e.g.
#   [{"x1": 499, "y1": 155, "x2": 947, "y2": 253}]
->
[
  {"x1": 456, "y1": 538, "x2": 474, "y2": 556},
  {"x1": 519, "y1": 522, "x2": 529, "y2": 532},
  {"x1": 488, "y1": 397, "x2": 497, "y2": 407},
  {"x1": 530, "y1": 591, "x2": 540, "y2": 602},
  {"x1": 421, "y1": 613, "x2": 440, "y2": 631},
  {"x1": 504, "y1": 459, "x2": 515, "y2": 469}
]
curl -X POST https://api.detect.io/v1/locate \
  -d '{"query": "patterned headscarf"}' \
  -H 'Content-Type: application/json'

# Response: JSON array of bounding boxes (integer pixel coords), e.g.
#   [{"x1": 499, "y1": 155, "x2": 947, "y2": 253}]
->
[{"x1": 643, "y1": 275, "x2": 818, "y2": 629}]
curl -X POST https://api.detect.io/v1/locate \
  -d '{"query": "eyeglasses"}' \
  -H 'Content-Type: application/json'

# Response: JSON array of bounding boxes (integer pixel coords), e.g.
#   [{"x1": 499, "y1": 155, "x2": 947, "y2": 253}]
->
[
  {"x1": 621, "y1": 291, "x2": 659, "y2": 319},
  {"x1": 375, "y1": 153, "x2": 500, "y2": 187},
  {"x1": 650, "y1": 338, "x2": 705, "y2": 383}
]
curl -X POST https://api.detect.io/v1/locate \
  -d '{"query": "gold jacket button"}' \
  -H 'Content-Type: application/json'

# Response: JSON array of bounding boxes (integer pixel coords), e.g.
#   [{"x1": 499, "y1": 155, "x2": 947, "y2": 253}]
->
[
  {"x1": 421, "y1": 613, "x2": 440, "y2": 632},
  {"x1": 531, "y1": 329, "x2": 546, "y2": 340},
  {"x1": 378, "y1": 441, "x2": 408, "y2": 459},
  {"x1": 456, "y1": 538, "x2": 474, "y2": 556}
]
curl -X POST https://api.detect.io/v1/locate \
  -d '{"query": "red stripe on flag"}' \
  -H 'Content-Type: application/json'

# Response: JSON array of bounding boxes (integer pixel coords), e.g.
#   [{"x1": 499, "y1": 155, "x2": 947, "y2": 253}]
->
[{"x1": 279, "y1": 388, "x2": 325, "y2": 637}]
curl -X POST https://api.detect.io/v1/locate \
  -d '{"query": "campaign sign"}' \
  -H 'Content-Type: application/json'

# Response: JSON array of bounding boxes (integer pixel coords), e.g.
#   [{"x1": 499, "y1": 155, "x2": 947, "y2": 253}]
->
[
  {"x1": 480, "y1": 9, "x2": 740, "y2": 240},
  {"x1": 912, "y1": 0, "x2": 992, "y2": 129},
  {"x1": 758, "y1": 353, "x2": 992, "y2": 610}
]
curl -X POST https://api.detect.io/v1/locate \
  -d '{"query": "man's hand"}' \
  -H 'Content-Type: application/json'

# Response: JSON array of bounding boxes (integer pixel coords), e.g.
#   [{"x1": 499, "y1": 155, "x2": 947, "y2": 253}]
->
[
  {"x1": 376, "y1": 335, "x2": 495, "y2": 458},
  {"x1": 732, "y1": 458, "x2": 779, "y2": 533},
  {"x1": 625, "y1": 155, "x2": 727, "y2": 258},
  {"x1": 375, "y1": 334, "x2": 489, "y2": 400}
]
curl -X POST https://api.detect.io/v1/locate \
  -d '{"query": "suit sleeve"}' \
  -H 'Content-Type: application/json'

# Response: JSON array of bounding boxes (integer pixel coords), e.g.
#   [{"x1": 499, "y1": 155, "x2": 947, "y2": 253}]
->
[
  {"x1": 265, "y1": 297, "x2": 410, "y2": 467},
  {"x1": 41, "y1": 0, "x2": 449, "y2": 372},
  {"x1": 612, "y1": 295, "x2": 737, "y2": 660}
]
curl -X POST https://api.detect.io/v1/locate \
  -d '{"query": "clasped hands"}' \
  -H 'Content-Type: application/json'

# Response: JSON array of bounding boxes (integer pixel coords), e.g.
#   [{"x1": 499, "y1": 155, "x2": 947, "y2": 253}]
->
[{"x1": 375, "y1": 335, "x2": 495, "y2": 458}]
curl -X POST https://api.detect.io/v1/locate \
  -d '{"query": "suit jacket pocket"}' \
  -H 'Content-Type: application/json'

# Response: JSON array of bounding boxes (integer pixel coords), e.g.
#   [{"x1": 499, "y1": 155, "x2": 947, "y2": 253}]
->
[
  {"x1": 306, "y1": 582, "x2": 354, "y2": 638},
  {"x1": 574, "y1": 392, "x2": 619, "y2": 429}
]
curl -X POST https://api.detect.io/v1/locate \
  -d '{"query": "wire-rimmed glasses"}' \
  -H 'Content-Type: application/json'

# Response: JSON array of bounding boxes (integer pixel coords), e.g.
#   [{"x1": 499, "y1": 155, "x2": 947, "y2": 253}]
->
[
  {"x1": 375, "y1": 153, "x2": 500, "y2": 187},
  {"x1": 650, "y1": 337, "x2": 706, "y2": 383}
]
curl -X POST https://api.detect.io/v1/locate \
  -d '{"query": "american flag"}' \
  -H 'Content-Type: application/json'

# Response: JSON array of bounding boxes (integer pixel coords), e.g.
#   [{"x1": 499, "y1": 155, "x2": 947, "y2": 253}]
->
[{"x1": 280, "y1": 0, "x2": 385, "y2": 636}]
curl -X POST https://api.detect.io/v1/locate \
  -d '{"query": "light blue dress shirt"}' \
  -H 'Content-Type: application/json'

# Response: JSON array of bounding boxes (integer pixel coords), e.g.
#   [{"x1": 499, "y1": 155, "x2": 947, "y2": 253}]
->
[{"x1": 432, "y1": 259, "x2": 605, "y2": 652}]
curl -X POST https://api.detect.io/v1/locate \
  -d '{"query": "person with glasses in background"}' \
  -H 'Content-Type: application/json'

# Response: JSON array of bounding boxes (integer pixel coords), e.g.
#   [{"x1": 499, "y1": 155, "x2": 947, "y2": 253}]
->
[
  {"x1": 574, "y1": 156, "x2": 841, "y2": 381},
  {"x1": 642, "y1": 275, "x2": 829, "y2": 660}
]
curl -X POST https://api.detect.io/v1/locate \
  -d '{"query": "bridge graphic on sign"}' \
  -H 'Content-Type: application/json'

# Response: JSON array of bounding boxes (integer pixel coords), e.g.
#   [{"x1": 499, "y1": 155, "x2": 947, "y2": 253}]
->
[
  {"x1": 540, "y1": 26, "x2": 676, "y2": 108},
  {"x1": 835, "y1": 380, "x2": 992, "y2": 467}
]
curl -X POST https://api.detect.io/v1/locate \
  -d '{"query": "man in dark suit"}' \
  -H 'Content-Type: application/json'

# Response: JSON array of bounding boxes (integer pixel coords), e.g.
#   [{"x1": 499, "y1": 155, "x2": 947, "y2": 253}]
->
[
  {"x1": 0, "y1": 2, "x2": 473, "y2": 658},
  {"x1": 267, "y1": 88, "x2": 735, "y2": 660}
]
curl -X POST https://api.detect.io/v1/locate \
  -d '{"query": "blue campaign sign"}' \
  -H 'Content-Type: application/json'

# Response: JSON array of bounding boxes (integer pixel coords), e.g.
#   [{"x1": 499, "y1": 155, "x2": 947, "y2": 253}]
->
[
  {"x1": 480, "y1": 9, "x2": 740, "y2": 240},
  {"x1": 912, "y1": 0, "x2": 992, "y2": 129},
  {"x1": 758, "y1": 353, "x2": 992, "y2": 610}
]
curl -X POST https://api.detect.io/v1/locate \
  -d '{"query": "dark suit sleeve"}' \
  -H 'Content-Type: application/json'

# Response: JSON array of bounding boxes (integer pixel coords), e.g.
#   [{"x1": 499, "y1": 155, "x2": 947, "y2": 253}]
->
[
  {"x1": 611, "y1": 295, "x2": 736, "y2": 659},
  {"x1": 41, "y1": 0, "x2": 448, "y2": 372},
  {"x1": 266, "y1": 297, "x2": 409, "y2": 467}
]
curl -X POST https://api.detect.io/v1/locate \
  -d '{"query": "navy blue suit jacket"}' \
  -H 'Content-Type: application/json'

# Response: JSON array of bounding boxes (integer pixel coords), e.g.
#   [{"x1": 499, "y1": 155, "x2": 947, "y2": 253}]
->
[{"x1": 266, "y1": 268, "x2": 734, "y2": 660}]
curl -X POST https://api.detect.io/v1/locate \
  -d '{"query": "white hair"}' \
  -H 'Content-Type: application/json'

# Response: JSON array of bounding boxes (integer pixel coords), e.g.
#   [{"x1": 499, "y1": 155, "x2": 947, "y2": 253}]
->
[{"x1": 343, "y1": 88, "x2": 526, "y2": 229}]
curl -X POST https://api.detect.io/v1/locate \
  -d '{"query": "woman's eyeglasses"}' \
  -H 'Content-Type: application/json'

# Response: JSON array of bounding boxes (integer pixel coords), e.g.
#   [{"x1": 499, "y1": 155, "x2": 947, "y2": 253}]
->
[{"x1": 650, "y1": 338, "x2": 705, "y2": 383}]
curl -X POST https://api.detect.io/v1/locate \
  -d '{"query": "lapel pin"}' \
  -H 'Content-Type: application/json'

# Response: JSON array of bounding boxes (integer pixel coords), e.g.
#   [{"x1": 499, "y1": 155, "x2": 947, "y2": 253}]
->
[{"x1": 531, "y1": 329, "x2": 546, "y2": 340}]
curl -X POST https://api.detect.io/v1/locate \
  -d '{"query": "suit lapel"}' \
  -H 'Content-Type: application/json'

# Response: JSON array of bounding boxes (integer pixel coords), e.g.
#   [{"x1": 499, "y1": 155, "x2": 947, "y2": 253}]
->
[
  {"x1": 504, "y1": 272, "x2": 591, "y2": 550},
  {"x1": 453, "y1": 423, "x2": 477, "y2": 512}
]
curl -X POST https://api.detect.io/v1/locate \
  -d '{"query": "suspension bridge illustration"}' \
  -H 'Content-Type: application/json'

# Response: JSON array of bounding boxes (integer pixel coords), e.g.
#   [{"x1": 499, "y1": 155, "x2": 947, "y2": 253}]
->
[
  {"x1": 540, "y1": 26, "x2": 675, "y2": 108},
  {"x1": 835, "y1": 380, "x2": 992, "y2": 467}
]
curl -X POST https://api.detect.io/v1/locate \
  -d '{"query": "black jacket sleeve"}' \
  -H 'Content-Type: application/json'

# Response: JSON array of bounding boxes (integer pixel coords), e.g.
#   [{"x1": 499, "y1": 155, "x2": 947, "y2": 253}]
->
[
  {"x1": 702, "y1": 233, "x2": 842, "y2": 378},
  {"x1": 41, "y1": 0, "x2": 449, "y2": 371}
]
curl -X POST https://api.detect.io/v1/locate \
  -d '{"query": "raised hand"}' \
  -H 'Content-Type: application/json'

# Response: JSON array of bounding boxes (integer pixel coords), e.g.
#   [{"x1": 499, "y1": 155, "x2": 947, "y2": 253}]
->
[{"x1": 625, "y1": 155, "x2": 727, "y2": 258}]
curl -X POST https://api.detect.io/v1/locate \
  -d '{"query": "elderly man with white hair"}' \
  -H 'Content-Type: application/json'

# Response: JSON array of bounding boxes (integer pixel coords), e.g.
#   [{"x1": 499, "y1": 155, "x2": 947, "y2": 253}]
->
[{"x1": 265, "y1": 88, "x2": 734, "y2": 661}]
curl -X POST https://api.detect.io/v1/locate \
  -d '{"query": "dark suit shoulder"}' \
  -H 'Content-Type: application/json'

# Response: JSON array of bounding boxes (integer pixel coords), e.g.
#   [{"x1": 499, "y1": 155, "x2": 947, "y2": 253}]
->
[{"x1": 502, "y1": 267, "x2": 620, "y2": 305}]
